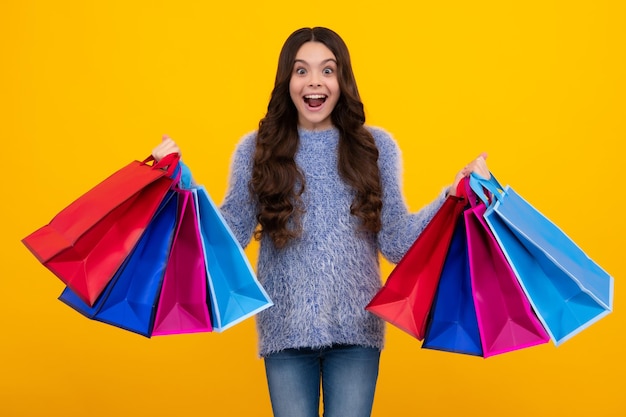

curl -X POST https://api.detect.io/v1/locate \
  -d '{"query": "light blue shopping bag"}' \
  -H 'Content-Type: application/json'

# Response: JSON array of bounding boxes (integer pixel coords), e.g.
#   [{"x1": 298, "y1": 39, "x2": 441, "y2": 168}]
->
[
  {"x1": 190, "y1": 185, "x2": 273, "y2": 331},
  {"x1": 469, "y1": 173, "x2": 613, "y2": 345}
]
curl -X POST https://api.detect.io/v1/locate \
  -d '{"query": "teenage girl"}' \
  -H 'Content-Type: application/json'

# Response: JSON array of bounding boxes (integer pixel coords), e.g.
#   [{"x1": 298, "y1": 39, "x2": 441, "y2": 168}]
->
[{"x1": 152, "y1": 26, "x2": 489, "y2": 417}]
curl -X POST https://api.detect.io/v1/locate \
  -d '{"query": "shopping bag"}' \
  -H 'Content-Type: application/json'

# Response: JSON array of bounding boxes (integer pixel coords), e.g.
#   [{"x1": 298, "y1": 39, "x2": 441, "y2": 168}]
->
[
  {"x1": 58, "y1": 191, "x2": 178, "y2": 337},
  {"x1": 470, "y1": 173, "x2": 614, "y2": 345},
  {"x1": 366, "y1": 194, "x2": 467, "y2": 340},
  {"x1": 152, "y1": 189, "x2": 213, "y2": 335},
  {"x1": 465, "y1": 200, "x2": 550, "y2": 357},
  {"x1": 422, "y1": 214, "x2": 483, "y2": 356},
  {"x1": 22, "y1": 154, "x2": 180, "y2": 306},
  {"x1": 191, "y1": 186, "x2": 273, "y2": 332}
]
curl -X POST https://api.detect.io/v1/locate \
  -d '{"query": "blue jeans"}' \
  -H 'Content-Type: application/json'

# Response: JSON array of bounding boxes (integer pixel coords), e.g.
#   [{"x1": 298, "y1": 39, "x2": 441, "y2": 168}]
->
[{"x1": 264, "y1": 344, "x2": 381, "y2": 417}]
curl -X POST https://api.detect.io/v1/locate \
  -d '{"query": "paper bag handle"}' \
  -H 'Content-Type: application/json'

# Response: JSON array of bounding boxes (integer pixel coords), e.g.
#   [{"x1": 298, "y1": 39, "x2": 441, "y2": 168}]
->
[
  {"x1": 142, "y1": 153, "x2": 180, "y2": 178},
  {"x1": 469, "y1": 172, "x2": 506, "y2": 207}
]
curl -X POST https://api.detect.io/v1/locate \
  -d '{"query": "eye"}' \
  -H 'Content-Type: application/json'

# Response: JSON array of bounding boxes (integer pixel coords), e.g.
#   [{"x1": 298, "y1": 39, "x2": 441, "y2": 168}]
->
[
  {"x1": 294, "y1": 67, "x2": 307, "y2": 75},
  {"x1": 323, "y1": 67, "x2": 334, "y2": 75}
]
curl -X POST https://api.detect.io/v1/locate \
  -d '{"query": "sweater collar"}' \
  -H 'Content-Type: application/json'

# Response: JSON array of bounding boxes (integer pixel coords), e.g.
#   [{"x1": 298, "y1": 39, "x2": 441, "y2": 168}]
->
[{"x1": 297, "y1": 126, "x2": 340, "y2": 142}]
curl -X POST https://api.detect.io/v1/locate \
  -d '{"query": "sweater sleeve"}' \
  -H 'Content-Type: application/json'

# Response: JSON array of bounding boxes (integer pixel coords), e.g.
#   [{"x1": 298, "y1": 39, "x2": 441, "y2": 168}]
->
[
  {"x1": 219, "y1": 132, "x2": 259, "y2": 249},
  {"x1": 372, "y1": 127, "x2": 447, "y2": 264}
]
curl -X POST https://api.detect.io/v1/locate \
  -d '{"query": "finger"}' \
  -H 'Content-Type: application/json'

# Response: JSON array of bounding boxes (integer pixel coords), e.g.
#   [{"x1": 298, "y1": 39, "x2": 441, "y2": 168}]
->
[
  {"x1": 156, "y1": 138, "x2": 180, "y2": 155},
  {"x1": 160, "y1": 138, "x2": 175, "y2": 148},
  {"x1": 474, "y1": 155, "x2": 491, "y2": 178}
]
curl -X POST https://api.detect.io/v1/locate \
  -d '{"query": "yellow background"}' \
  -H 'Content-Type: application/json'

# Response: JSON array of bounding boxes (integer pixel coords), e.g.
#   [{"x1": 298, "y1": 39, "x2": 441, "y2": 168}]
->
[{"x1": 2, "y1": 1, "x2": 624, "y2": 416}]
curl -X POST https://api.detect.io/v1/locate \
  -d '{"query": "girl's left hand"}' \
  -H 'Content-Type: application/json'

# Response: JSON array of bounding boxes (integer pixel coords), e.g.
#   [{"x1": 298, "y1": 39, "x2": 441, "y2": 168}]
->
[
  {"x1": 449, "y1": 152, "x2": 490, "y2": 196},
  {"x1": 152, "y1": 135, "x2": 181, "y2": 162}
]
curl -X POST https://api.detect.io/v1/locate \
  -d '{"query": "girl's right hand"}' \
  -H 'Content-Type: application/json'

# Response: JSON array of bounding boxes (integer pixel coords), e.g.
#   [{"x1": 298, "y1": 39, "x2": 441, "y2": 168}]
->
[
  {"x1": 448, "y1": 152, "x2": 490, "y2": 197},
  {"x1": 152, "y1": 135, "x2": 181, "y2": 162}
]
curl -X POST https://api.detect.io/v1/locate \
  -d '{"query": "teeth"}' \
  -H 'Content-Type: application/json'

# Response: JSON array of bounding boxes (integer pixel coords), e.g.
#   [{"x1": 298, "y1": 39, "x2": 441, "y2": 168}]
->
[{"x1": 304, "y1": 94, "x2": 326, "y2": 99}]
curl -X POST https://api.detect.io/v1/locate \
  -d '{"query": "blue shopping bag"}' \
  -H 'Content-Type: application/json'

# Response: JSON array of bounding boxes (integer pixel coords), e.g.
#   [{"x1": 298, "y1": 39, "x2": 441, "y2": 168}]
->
[
  {"x1": 59, "y1": 191, "x2": 178, "y2": 337},
  {"x1": 423, "y1": 214, "x2": 483, "y2": 356},
  {"x1": 469, "y1": 173, "x2": 613, "y2": 345},
  {"x1": 191, "y1": 185, "x2": 273, "y2": 331}
]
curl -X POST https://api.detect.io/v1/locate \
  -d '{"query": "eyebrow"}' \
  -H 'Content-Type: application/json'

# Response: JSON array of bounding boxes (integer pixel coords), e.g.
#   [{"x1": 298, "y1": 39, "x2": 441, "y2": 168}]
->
[{"x1": 293, "y1": 58, "x2": 338, "y2": 66}]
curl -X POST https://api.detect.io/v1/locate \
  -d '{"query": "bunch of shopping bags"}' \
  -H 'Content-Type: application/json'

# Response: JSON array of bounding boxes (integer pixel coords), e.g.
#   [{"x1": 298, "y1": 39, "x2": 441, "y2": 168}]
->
[
  {"x1": 22, "y1": 154, "x2": 272, "y2": 337},
  {"x1": 367, "y1": 173, "x2": 613, "y2": 357}
]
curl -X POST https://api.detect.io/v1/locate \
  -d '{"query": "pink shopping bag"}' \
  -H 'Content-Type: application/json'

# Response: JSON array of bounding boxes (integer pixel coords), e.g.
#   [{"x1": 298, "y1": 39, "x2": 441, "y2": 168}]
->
[
  {"x1": 465, "y1": 199, "x2": 549, "y2": 357},
  {"x1": 152, "y1": 188, "x2": 212, "y2": 335}
]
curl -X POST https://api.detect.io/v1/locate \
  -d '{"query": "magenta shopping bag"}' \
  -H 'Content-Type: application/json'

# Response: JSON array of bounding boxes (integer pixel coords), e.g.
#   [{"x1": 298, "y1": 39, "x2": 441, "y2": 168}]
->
[
  {"x1": 465, "y1": 199, "x2": 549, "y2": 357},
  {"x1": 152, "y1": 189, "x2": 212, "y2": 336}
]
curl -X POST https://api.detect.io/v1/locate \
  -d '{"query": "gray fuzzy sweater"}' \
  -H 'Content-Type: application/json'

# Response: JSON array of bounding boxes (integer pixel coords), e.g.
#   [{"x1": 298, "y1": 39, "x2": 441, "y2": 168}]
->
[{"x1": 219, "y1": 126, "x2": 446, "y2": 357}]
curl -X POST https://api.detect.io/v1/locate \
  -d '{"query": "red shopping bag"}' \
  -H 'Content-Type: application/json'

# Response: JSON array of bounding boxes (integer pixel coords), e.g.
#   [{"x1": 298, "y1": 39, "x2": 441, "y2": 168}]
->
[
  {"x1": 152, "y1": 188, "x2": 212, "y2": 335},
  {"x1": 22, "y1": 154, "x2": 179, "y2": 306},
  {"x1": 366, "y1": 194, "x2": 467, "y2": 340}
]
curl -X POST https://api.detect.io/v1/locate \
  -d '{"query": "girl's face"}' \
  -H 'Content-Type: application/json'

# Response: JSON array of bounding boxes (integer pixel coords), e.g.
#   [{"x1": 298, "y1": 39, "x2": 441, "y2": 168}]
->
[{"x1": 289, "y1": 41, "x2": 340, "y2": 131}]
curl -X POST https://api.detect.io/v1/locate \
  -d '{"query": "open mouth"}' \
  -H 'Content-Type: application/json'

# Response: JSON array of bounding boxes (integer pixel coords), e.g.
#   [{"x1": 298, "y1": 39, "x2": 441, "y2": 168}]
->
[{"x1": 304, "y1": 94, "x2": 327, "y2": 108}]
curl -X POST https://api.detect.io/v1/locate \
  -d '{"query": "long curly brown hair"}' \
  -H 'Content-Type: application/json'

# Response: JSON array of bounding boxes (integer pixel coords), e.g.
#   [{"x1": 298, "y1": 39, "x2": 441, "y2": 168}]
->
[{"x1": 251, "y1": 27, "x2": 382, "y2": 248}]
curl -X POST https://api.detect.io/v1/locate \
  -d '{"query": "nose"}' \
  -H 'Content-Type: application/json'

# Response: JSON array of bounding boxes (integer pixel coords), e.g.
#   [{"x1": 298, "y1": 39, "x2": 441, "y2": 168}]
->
[{"x1": 308, "y1": 72, "x2": 322, "y2": 87}]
